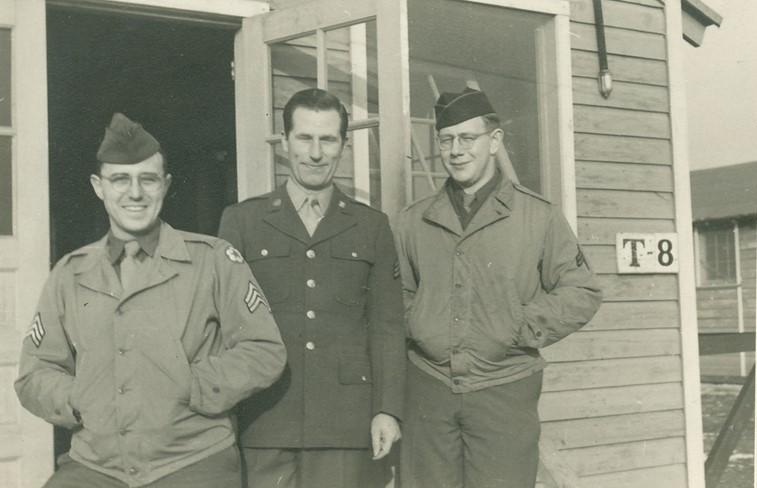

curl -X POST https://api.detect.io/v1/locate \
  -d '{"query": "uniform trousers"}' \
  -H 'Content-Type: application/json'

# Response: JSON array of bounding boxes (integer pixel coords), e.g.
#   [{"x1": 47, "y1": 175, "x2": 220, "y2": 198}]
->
[
  {"x1": 400, "y1": 362, "x2": 542, "y2": 488},
  {"x1": 43, "y1": 445, "x2": 241, "y2": 488},
  {"x1": 242, "y1": 447, "x2": 388, "y2": 488}
]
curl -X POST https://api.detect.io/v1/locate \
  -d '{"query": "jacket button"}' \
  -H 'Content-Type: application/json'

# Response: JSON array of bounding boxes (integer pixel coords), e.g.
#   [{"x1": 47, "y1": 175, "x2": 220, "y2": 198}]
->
[
  {"x1": 455, "y1": 250, "x2": 463, "y2": 256},
  {"x1": 118, "y1": 387, "x2": 125, "y2": 394},
  {"x1": 306, "y1": 249, "x2": 316, "y2": 259},
  {"x1": 120, "y1": 429, "x2": 130, "y2": 436},
  {"x1": 306, "y1": 279, "x2": 316, "y2": 288},
  {"x1": 213, "y1": 386, "x2": 221, "y2": 393},
  {"x1": 455, "y1": 283, "x2": 462, "y2": 288},
  {"x1": 306, "y1": 310, "x2": 316, "y2": 319},
  {"x1": 261, "y1": 249, "x2": 269, "y2": 256},
  {"x1": 305, "y1": 341, "x2": 315, "y2": 350},
  {"x1": 129, "y1": 467, "x2": 138, "y2": 475},
  {"x1": 351, "y1": 252, "x2": 358, "y2": 258},
  {"x1": 453, "y1": 379, "x2": 461, "y2": 385},
  {"x1": 536, "y1": 331, "x2": 543, "y2": 337}
]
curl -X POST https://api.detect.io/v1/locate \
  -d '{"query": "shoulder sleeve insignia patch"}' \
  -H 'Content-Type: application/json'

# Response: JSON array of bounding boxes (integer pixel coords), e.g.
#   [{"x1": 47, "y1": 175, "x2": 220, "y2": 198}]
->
[
  {"x1": 393, "y1": 260, "x2": 401, "y2": 280},
  {"x1": 244, "y1": 281, "x2": 269, "y2": 314},
  {"x1": 225, "y1": 246, "x2": 245, "y2": 263},
  {"x1": 25, "y1": 313, "x2": 45, "y2": 348}
]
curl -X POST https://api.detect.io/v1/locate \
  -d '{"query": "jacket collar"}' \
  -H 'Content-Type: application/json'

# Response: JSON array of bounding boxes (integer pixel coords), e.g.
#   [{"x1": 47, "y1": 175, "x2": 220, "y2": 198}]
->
[
  {"x1": 423, "y1": 175, "x2": 515, "y2": 237},
  {"x1": 263, "y1": 184, "x2": 358, "y2": 245},
  {"x1": 72, "y1": 221, "x2": 189, "y2": 299}
]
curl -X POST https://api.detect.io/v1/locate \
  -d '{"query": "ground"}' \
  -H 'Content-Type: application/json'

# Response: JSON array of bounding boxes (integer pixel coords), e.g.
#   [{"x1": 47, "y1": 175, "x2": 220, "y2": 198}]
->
[{"x1": 701, "y1": 382, "x2": 755, "y2": 488}]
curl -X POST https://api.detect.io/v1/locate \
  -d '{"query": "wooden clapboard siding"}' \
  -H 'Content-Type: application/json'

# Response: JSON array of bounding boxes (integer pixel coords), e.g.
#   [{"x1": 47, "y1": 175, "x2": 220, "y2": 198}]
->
[
  {"x1": 560, "y1": 437, "x2": 686, "y2": 476},
  {"x1": 572, "y1": 50, "x2": 668, "y2": 86},
  {"x1": 574, "y1": 133, "x2": 672, "y2": 165},
  {"x1": 579, "y1": 217, "x2": 675, "y2": 245},
  {"x1": 572, "y1": 77, "x2": 669, "y2": 112},
  {"x1": 582, "y1": 243, "x2": 614, "y2": 273},
  {"x1": 570, "y1": 0, "x2": 665, "y2": 33},
  {"x1": 576, "y1": 161, "x2": 673, "y2": 192},
  {"x1": 543, "y1": 356, "x2": 682, "y2": 392},
  {"x1": 585, "y1": 300, "x2": 679, "y2": 330},
  {"x1": 542, "y1": 328, "x2": 680, "y2": 362},
  {"x1": 542, "y1": 410, "x2": 685, "y2": 449},
  {"x1": 539, "y1": 382, "x2": 683, "y2": 421},
  {"x1": 574, "y1": 105, "x2": 671, "y2": 138},
  {"x1": 571, "y1": 23, "x2": 666, "y2": 60},
  {"x1": 577, "y1": 189, "x2": 674, "y2": 219},
  {"x1": 598, "y1": 274, "x2": 678, "y2": 301},
  {"x1": 580, "y1": 463, "x2": 688, "y2": 488}
]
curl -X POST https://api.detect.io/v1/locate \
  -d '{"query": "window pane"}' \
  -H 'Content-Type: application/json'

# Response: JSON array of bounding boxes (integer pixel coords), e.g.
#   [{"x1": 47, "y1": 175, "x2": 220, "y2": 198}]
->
[
  {"x1": 0, "y1": 135, "x2": 11, "y2": 235},
  {"x1": 271, "y1": 34, "x2": 318, "y2": 135},
  {"x1": 699, "y1": 226, "x2": 737, "y2": 284},
  {"x1": 0, "y1": 28, "x2": 10, "y2": 126},
  {"x1": 408, "y1": 0, "x2": 556, "y2": 201}
]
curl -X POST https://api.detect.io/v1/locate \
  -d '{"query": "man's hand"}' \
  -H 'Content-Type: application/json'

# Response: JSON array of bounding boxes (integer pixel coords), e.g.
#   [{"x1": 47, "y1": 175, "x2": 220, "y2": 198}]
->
[{"x1": 371, "y1": 413, "x2": 401, "y2": 460}]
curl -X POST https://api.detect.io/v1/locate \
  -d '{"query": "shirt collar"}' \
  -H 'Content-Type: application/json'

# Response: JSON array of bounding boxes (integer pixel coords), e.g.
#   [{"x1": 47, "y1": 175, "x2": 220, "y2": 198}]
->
[
  {"x1": 106, "y1": 221, "x2": 162, "y2": 264},
  {"x1": 447, "y1": 166, "x2": 502, "y2": 203},
  {"x1": 286, "y1": 178, "x2": 334, "y2": 213}
]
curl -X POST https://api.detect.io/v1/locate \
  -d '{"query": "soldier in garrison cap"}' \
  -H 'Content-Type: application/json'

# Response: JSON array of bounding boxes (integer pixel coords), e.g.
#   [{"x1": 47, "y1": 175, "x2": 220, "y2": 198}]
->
[
  {"x1": 15, "y1": 113, "x2": 286, "y2": 488},
  {"x1": 395, "y1": 88, "x2": 603, "y2": 488},
  {"x1": 218, "y1": 88, "x2": 406, "y2": 488}
]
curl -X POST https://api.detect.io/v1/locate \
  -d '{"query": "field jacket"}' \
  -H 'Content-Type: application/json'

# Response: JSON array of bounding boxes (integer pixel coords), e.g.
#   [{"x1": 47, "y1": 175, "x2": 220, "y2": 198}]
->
[
  {"x1": 395, "y1": 177, "x2": 602, "y2": 393},
  {"x1": 15, "y1": 222, "x2": 286, "y2": 486}
]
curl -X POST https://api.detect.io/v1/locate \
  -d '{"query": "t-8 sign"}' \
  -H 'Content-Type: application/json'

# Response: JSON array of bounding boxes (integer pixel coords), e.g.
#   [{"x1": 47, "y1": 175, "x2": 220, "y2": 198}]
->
[{"x1": 616, "y1": 233, "x2": 679, "y2": 273}]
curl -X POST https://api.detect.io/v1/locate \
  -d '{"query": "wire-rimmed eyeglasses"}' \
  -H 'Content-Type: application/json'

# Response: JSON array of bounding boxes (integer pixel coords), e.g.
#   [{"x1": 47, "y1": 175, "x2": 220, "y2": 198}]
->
[
  {"x1": 99, "y1": 173, "x2": 166, "y2": 193},
  {"x1": 437, "y1": 131, "x2": 492, "y2": 151}
]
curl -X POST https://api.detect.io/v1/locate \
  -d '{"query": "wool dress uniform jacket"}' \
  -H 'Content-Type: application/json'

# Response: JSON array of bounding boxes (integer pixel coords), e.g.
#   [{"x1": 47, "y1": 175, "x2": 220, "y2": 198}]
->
[
  {"x1": 218, "y1": 186, "x2": 406, "y2": 449},
  {"x1": 15, "y1": 222, "x2": 286, "y2": 487}
]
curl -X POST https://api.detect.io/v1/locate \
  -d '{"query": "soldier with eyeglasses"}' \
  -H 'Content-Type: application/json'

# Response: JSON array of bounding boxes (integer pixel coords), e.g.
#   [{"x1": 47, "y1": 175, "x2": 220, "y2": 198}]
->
[
  {"x1": 15, "y1": 113, "x2": 286, "y2": 488},
  {"x1": 394, "y1": 88, "x2": 602, "y2": 488}
]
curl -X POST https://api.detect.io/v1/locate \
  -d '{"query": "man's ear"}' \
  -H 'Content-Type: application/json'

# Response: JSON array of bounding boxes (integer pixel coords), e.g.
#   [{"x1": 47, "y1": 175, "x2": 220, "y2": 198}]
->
[
  {"x1": 164, "y1": 173, "x2": 173, "y2": 191},
  {"x1": 90, "y1": 174, "x2": 104, "y2": 201},
  {"x1": 281, "y1": 131, "x2": 289, "y2": 154},
  {"x1": 489, "y1": 128, "x2": 504, "y2": 155}
]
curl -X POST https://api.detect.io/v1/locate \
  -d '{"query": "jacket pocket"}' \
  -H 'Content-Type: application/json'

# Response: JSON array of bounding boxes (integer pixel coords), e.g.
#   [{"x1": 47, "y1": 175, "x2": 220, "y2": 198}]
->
[{"x1": 338, "y1": 354, "x2": 373, "y2": 385}]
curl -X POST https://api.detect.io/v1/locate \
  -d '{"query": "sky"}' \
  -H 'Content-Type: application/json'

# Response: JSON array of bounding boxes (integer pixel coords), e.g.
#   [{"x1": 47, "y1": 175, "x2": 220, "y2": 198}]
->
[{"x1": 683, "y1": 0, "x2": 757, "y2": 170}]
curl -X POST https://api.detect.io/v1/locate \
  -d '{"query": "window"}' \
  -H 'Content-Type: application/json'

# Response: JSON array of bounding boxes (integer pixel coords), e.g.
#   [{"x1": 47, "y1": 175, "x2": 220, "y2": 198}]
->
[
  {"x1": 697, "y1": 223, "x2": 737, "y2": 285},
  {"x1": 406, "y1": 0, "x2": 568, "y2": 202},
  {"x1": 0, "y1": 27, "x2": 11, "y2": 236}
]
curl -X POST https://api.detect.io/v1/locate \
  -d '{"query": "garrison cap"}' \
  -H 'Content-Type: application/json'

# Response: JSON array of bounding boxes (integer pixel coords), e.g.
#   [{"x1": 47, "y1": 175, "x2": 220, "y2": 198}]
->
[
  {"x1": 96, "y1": 113, "x2": 161, "y2": 164},
  {"x1": 434, "y1": 87, "x2": 496, "y2": 130}
]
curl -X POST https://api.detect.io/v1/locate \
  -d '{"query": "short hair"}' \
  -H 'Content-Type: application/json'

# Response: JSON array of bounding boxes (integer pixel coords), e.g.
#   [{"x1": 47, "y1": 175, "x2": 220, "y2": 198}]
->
[
  {"x1": 94, "y1": 148, "x2": 169, "y2": 176},
  {"x1": 481, "y1": 114, "x2": 501, "y2": 132},
  {"x1": 283, "y1": 88, "x2": 349, "y2": 140}
]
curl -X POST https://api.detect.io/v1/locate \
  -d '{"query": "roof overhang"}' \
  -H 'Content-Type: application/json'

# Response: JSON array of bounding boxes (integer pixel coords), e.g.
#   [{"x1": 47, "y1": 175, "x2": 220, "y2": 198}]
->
[{"x1": 682, "y1": 0, "x2": 723, "y2": 47}]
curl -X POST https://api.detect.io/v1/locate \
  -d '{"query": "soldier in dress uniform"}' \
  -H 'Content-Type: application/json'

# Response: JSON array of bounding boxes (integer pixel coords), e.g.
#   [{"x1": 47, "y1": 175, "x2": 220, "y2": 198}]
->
[
  {"x1": 15, "y1": 113, "x2": 286, "y2": 488},
  {"x1": 218, "y1": 88, "x2": 406, "y2": 488}
]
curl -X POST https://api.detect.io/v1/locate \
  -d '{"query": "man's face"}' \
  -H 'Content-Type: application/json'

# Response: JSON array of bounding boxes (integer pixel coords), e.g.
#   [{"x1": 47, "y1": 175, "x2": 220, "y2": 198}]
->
[
  {"x1": 438, "y1": 116, "x2": 501, "y2": 191},
  {"x1": 90, "y1": 152, "x2": 171, "y2": 240},
  {"x1": 283, "y1": 107, "x2": 345, "y2": 191}
]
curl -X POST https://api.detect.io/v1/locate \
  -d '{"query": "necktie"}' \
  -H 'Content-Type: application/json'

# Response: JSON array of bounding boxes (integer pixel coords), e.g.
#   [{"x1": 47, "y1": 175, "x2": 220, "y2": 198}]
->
[
  {"x1": 462, "y1": 193, "x2": 477, "y2": 213},
  {"x1": 121, "y1": 240, "x2": 141, "y2": 290},
  {"x1": 302, "y1": 197, "x2": 324, "y2": 236}
]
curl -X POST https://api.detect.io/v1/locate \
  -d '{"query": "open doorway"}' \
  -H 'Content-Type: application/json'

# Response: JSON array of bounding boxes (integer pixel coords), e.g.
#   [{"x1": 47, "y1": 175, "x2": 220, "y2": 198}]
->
[
  {"x1": 46, "y1": 5, "x2": 238, "y2": 262},
  {"x1": 45, "y1": 4, "x2": 238, "y2": 463}
]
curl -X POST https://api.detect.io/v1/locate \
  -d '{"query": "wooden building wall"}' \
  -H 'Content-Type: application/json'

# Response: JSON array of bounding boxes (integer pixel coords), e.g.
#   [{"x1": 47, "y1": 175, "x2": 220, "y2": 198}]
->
[
  {"x1": 538, "y1": 0, "x2": 691, "y2": 486},
  {"x1": 698, "y1": 220, "x2": 757, "y2": 379}
]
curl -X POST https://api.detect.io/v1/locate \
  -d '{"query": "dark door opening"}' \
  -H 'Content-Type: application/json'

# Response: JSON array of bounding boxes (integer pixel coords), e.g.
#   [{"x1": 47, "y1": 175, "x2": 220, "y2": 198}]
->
[{"x1": 46, "y1": 5, "x2": 238, "y2": 464}]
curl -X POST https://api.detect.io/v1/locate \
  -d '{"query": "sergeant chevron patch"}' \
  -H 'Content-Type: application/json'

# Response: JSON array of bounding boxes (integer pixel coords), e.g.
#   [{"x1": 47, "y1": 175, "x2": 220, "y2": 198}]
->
[
  {"x1": 244, "y1": 281, "x2": 268, "y2": 314},
  {"x1": 26, "y1": 313, "x2": 45, "y2": 348}
]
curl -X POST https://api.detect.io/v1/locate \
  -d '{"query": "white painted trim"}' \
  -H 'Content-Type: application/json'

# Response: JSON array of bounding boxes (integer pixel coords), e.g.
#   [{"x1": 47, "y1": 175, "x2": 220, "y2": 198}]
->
[
  {"x1": 555, "y1": 13, "x2": 577, "y2": 230},
  {"x1": 454, "y1": 0, "x2": 569, "y2": 16},
  {"x1": 235, "y1": 15, "x2": 275, "y2": 199},
  {"x1": 733, "y1": 223, "x2": 746, "y2": 375},
  {"x1": 665, "y1": 1, "x2": 706, "y2": 487},
  {"x1": 15, "y1": 0, "x2": 54, "y2": 486},
  {"x1": 376, "y1": 0, "x2": 410, "y2": 220},
  {"x1": 50, "y1": 0, "x2": 269, "y2": 18},
  {"x1": 349, "y1": 23, "x2": 371, "y2": 205}
]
